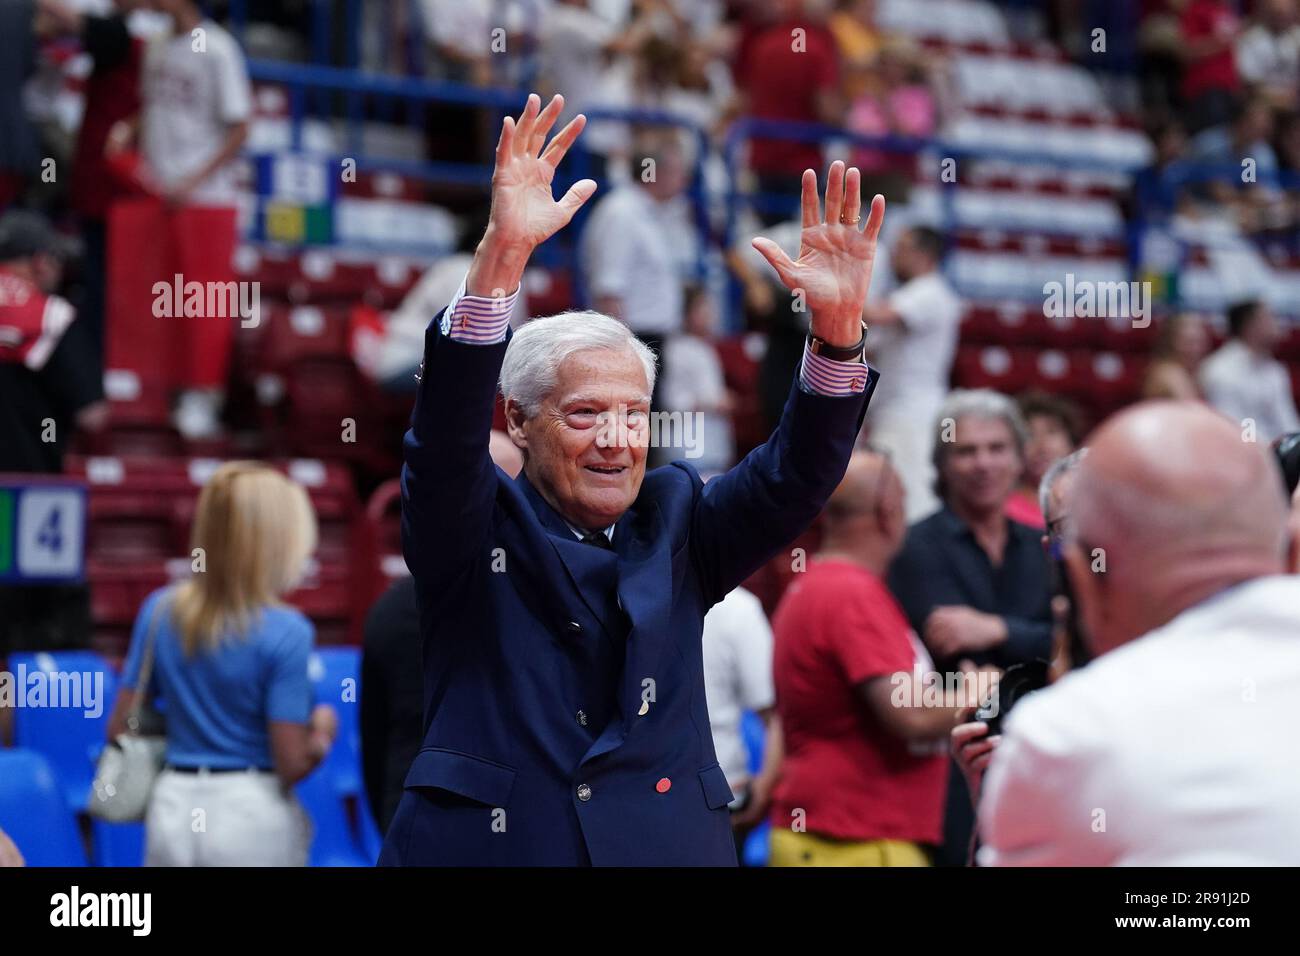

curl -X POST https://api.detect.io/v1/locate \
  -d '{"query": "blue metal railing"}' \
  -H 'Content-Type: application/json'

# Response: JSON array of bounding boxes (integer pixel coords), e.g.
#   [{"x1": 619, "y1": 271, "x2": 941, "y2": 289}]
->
[
  {"x1": 243, "y1": 60, "x2": 714, "y2": 279},
  {"x1": 241, "y1": 52, "x2": 1300, "y2": 321}
]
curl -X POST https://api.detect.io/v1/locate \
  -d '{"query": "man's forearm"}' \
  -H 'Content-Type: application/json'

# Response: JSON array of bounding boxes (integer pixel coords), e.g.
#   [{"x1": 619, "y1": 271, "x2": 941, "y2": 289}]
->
[
  {"x1": 466, "y1": 227, "x2": 531, "y2": 298},
  {"x1": 174, "y1": 122, "x2": 248, "y2": 194},
  {"x1": 1001, "y1": 616, "x2": 1053, "y2": 664}
]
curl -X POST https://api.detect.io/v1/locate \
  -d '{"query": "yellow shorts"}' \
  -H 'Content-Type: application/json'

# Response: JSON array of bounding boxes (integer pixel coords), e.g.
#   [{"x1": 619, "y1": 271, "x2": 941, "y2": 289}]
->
[{"x1": 768, "y1": 827, "x2": 931, "y2": 867}]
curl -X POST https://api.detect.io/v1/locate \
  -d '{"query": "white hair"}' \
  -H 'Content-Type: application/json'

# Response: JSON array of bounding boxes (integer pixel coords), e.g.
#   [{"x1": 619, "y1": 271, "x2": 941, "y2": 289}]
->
[
  {"x1": 499, "y1": 311, "x2": 658, "y2": 417},
  {"x1": 931, "y1": 389, "x2": 1029, "y2": 498}
]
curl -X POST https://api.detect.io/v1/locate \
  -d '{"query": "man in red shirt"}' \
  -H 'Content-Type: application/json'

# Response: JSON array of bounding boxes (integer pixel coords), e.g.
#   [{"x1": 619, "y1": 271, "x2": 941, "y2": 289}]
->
[
  {"x1": 736, "y1": 0, "x2": 842, "y2": 220},
  {"x1": 1179, "y1": 0, "x2": 1242, "y2": 131},
  {"x1": 769, "y1": 449, "x2": 979, "y2": 866}
]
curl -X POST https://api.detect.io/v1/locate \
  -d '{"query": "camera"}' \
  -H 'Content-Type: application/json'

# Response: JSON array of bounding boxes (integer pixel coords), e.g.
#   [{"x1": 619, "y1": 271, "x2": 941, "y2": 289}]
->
[{"x1": 974, "y1": 659, "x2": 1050, "y2": 736}]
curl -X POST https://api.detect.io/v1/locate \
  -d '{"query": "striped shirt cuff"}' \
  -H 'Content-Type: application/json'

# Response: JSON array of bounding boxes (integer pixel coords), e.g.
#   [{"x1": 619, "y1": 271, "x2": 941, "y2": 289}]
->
[
  {"x1": 798, "y1": 341, "x2": 872, "y2": 396},
  {"x1": 440, "y1": 275, "x2": 517, "y2": 345}
]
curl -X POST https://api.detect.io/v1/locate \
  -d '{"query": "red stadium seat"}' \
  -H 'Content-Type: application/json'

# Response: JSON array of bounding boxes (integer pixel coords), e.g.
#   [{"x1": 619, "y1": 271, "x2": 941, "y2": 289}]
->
[
  {"x1": 353, "y1": 479, "x2": 406, "y2": 643},
  {"x1": 952, "y1": 344, "x2": 1035, "y2": 394},
  {"x1": 71, "y1": 454, "x2": 363, "y2": 650},
  {"x1": 1097, "y1": 312, "x2": 1160, "y2": 353},
  {"x1": 250, "y1": 303, "x2": 354, "y2": 371},
  {"x1": 1027, "y1": 348, "x2": 1083, "y2": 398},
  {"x1": 1086, "y1": 351, "x2": 1147, "y2": 419},
  {"x1": 286, "y1": 560, "x2": 354, "y2": 646},
  {"x1": 523, "y1": 267, "x2": 576, "y2": 317},
  {"x1": 962, "y1": 303, "x2": 1102, "y2": 350}
]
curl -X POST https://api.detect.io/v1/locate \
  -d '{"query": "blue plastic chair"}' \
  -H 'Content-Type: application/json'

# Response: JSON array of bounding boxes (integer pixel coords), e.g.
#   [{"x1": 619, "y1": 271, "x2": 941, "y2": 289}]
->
[
  {"x1": 741, "y1": 709, "x2": 765, "y2": 775},
  {"x1": 0, "y1": 749, "x2": 88, "y2": 866},
  {"x1": 739, "y1": 710, "x2": 771, "y2": 866},
  {"x1": 90, "y1": 820, "x2": 147, "y2": 867},
  {"x1": 10, "y1": 651, "x2": 119, "y2": 811},
  {"x1": 295, "y1": 767, "x2": 369, "y2": 866},
  {"x1": 743, "y1": 821, "x2": 771, "y2": 867},
  {"x1": 308, "y1": 647, "x2": 362, "y2": 797}
]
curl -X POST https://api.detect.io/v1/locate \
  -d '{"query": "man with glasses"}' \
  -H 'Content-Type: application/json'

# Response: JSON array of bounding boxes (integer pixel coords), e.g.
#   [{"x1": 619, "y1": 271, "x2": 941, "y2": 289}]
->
[{"x1": 978, "y1": 402, "x2": 1300, "y2": 865}]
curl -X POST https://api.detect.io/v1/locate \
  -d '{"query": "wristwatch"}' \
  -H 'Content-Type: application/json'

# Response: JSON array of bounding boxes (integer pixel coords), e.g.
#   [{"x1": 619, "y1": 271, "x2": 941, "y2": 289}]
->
[{"x1": 808, "y1": 320, "x2": 869, "y2": 362}]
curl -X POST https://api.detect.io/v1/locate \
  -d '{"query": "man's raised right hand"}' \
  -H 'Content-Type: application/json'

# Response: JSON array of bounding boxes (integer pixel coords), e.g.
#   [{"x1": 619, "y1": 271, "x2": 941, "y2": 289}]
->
[{"x1": 466, "y1": 93, "x2": 596, "y2": 298}]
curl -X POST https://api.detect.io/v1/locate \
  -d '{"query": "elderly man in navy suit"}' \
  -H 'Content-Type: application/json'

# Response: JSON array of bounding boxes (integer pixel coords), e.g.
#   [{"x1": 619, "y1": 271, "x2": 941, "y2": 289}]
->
[{"x1": 379, "y1": 93, "x2": 885, "y2": 865}]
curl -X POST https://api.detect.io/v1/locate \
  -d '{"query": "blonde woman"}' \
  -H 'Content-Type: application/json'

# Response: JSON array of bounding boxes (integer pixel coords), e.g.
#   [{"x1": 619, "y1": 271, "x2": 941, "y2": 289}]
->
[{"x1": 107, "y1": 462, "x2": 337, "y2": 866}]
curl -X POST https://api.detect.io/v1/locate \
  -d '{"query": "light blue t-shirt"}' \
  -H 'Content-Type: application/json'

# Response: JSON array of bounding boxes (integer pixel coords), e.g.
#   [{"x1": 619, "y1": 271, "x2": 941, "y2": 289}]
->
[{"x1": 122, "y1": 586, "x2": 315, "y2": 769}]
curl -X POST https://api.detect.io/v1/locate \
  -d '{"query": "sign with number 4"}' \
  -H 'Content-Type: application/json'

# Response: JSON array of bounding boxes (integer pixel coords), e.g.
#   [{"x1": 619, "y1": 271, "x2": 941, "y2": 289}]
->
[{"x1": 0, "y1": 481, "x2": 87, "y2": 583}]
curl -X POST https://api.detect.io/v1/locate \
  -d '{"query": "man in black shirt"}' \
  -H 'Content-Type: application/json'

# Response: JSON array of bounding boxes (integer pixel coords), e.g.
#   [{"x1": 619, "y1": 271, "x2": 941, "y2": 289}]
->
[
  {"x1": 889, "y1": 390, "x2": 1053, "y2": 672},
  {"x1": 887, "y1": 388, "x2": 1053, "y2": 864}
]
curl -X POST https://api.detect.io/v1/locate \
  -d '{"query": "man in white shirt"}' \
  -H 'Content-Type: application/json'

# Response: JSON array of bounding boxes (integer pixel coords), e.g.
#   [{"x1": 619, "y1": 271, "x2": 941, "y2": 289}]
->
[
  {"x1": 578, "y1": 129, "x2": 698, "y2": 351},
  {"x1": 110, "y1": 0, "x2": 252, "y2": 440},
  {"x1": 660, "y1": 287, "x2": 734, "y2": 472},
  {"x1": 701, "y1": 585, "x2": 777, "y2": 858},
  {"x1": 139, "y1": 1, "x2": 251, "y2": 208},
  {"x1": 1200, "y1": 299, "x2": 1300, "y2": 442},
  {"x1": 978, "y1": 400, "x2": 1300, "y2": 866},
  {"x1": 1236, "y1": 0, "x2": 1300, "y2": 110},
  {"x1": 862, "y1": 226, "x2": 962, "y2": 522}
]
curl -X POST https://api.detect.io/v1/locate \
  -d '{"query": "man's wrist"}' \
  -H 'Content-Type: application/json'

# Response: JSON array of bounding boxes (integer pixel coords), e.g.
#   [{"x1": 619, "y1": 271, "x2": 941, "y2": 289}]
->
[
  {"x1": 809, "y1": 320, "x2": 868, "y2": 360},
  {"x1": 466, "y1": 229, "x2": 531, "y2": 298},
  {"x1": 988, "y1": 615, "x2": 1010, "y2": 647},
  {"x1": 809, "y1": 312, "x2": 866, "y2": 348}
]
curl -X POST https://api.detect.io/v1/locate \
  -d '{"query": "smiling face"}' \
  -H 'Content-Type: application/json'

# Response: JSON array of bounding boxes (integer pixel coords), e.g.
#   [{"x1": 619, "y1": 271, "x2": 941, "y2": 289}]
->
[
  {"x1": 506, "y1": 347, "x2": 651, "y2": 531},
  {"x1": 941, "y1": 414, "x2": 1023, "y2": 517}
]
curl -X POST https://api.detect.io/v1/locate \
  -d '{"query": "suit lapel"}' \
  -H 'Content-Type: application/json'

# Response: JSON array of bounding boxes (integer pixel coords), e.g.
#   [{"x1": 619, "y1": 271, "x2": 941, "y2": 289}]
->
[
  {"x1": 515, "y1": 473, "x2": 674, "y2": 760},
  {"x1": 516, "y1": 473, "x2": 618, "y2": 633},
  {"x1": 612, "y1": 503, "x2": 671, "y2": 735}
]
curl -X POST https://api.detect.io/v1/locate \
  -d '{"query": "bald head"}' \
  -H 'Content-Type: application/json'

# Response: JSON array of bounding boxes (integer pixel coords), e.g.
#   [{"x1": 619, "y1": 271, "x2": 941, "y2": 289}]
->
[
  {"x1": 1073, "y1": 402, "x2": 1286, "y2": 559},
  {"x1": 827, "y1": 451, "x2": 891, "y2": 518},
  {"x1": 1066, "y1": 401, "x2": 1287, "y2": 652},
  {"x1": 822, "y1": 450, "x2": 906, "y2": 568}
]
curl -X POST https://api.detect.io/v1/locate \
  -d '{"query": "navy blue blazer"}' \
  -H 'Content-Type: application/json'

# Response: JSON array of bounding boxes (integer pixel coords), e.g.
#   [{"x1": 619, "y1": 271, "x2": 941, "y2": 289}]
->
[{"x1": 378, "y1": 311, "x2": 876, "y2": 866}]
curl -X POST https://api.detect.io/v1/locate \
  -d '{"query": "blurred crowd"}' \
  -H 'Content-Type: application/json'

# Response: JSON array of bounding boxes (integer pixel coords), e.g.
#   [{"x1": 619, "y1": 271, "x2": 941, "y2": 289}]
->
[{"x1": 1136, "y1": 0, "x2": 1300, "y2": 241}]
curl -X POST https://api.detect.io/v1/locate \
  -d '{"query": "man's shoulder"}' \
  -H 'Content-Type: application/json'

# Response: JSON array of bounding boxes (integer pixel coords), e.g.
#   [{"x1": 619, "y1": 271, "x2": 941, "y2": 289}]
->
[
  {"x1": 706, "y1": 586, "x2": 767, "y2": 635},
  {"x1": 899, "y1": 509, "x2": 951, "y2": 548},
  {"x1": 1199, "y1": 341, "x2": 1238, "y2": 376},
  {"x1": 1006, "y1": 615, "x2": 1197, "y2": 750},
  {"x1": 1000, "y1": 662, "x2": 1116, "y2": 763},
  {"x1": 641, "y1": 460, "x2": 703, "y2": 506},
  {"x1": 260, "y1": 603, "x2": 315, "y2": 641},
  {"x1": 781, "y1": 559, "x2": 870, "y2": 608},
  {"x1": 197, "y1": 19, "x2": 242, "y2": 54},
  {"x1": 893, "y1": 270, "x2": 959, "y2": 307},
  {"x1": 1007, "y1": 515, "x2": 1046, "y2": 546},
  {"x1": 592, "y1": 185, "x2": 645, "y2": 219}
]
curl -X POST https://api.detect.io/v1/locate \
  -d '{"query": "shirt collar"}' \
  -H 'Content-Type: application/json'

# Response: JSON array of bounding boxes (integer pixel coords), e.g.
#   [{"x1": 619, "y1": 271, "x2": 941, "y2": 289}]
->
[
  {"x1": 937, "y1": 504, "x2": 1029, "y2": 546},
  {"x1": 564, "y1": 520, "x2": 615, "y2": 544}
]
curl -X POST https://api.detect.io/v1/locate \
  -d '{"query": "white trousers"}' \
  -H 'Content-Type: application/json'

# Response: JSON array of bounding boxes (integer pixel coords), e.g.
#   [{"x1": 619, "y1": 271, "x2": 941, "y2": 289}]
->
[{"x1": 145, "y1": 768, "x2": 312, "y2": 867}]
